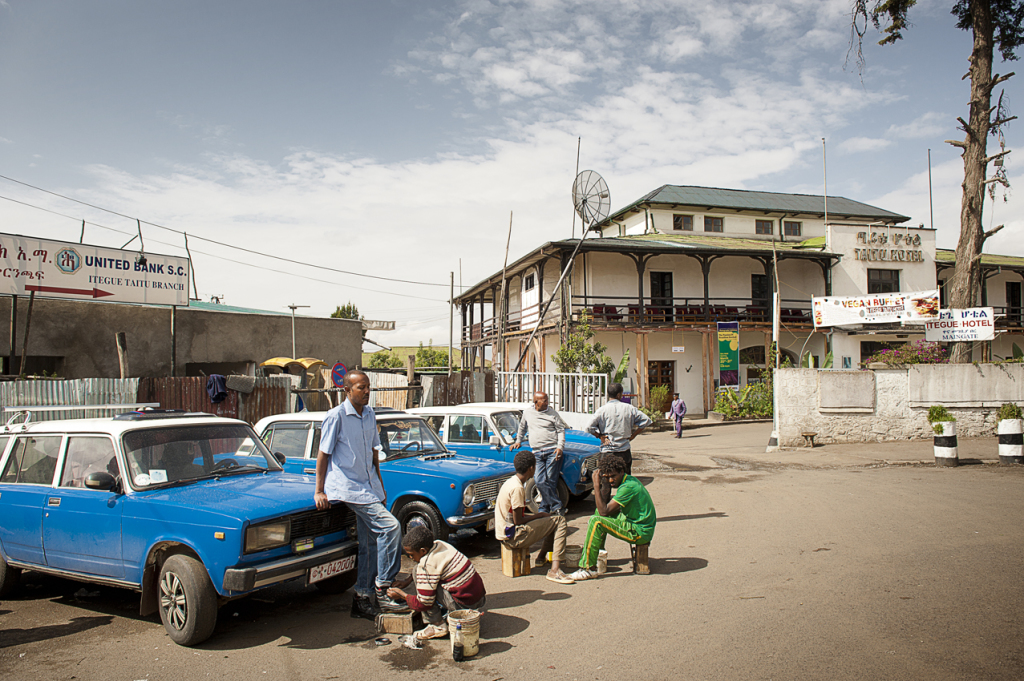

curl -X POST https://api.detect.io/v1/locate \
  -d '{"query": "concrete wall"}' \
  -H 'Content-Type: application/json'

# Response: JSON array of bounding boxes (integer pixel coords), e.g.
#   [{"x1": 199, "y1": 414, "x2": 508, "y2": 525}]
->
[
  {"x1": 826, "y1": 224, "x2": 937, "y2": 297},
  {"x1": 0, "y1": 297, "x2": 362, "y2": 379},
  {"x1": 776, "y1": 364, "x2": 1024, "y2": 445}
]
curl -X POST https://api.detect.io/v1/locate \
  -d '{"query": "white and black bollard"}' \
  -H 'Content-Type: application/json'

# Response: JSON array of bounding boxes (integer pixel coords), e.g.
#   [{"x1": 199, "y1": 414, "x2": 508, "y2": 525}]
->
[
  {"x1": 933, "y1": 421, "x2": 958, "y2": 467},
  {"x1": 997, "y1": 418, "x2": 1023, "y2": 464}
]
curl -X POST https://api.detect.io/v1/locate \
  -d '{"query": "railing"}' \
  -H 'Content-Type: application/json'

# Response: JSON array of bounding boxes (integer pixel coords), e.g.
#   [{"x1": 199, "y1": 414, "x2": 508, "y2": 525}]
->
[
  {"x1": 571, "y1": 295, "x2": 813, "y2": 325},
  {"x1": 993, "y1": 306, "x2": 1024, "y2": 329},
  {"x1": 496, "y1": 371, "x2": 608, "y2": 414},
  {"x1": 463, "y1": 300, "x2": 562, "y2": 344}
]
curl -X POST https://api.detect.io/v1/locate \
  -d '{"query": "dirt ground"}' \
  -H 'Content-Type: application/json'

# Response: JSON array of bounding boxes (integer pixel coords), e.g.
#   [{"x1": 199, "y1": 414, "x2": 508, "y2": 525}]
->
[{"x1": 2, "y1": 422, "x2": 1023, "y2": 680}]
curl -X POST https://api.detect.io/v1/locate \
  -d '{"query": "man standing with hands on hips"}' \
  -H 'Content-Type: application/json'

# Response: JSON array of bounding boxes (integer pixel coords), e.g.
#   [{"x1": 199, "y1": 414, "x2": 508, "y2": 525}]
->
[
  {"x1": 586, "y1": 382, "x2": 652, "y2": 476},
  {"x1": 315, "y1": 369, "x2": 407, "y2": 620}
]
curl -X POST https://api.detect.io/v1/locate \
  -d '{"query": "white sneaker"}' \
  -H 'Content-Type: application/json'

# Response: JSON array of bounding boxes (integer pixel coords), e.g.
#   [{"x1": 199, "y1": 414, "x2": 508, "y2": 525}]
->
[
  {"x1": 414, "y1": 622, "x2": 449, "y2": 640},
  {"x1": 570, "y1": 568, "x2": 597, "y2": 581}
]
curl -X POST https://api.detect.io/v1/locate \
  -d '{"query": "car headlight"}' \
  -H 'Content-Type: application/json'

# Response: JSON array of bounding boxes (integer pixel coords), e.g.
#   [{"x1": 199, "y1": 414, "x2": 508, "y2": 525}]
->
[
  {"x1": 462, "y1": 484, "x2": 476, "y2": 506},
  {"x1": 245, "y1": 520, "x2": 290, "y2": 553}
]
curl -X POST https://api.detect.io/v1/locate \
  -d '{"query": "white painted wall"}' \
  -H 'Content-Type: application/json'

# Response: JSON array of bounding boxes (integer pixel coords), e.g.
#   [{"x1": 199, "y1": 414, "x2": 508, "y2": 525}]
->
[{"x1": 827, "y1": 224, "x2": 937, "y2": 296}]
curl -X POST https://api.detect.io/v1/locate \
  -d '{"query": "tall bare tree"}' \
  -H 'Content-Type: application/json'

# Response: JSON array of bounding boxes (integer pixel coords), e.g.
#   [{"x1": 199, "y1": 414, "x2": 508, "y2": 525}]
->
[{"x1": 852, "y1": 0, "x2": 1023, "y2": 362}]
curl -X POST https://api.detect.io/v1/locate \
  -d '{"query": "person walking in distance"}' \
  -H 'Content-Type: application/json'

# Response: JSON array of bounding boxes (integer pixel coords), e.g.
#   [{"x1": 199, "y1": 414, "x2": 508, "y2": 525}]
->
[
  {"x1": 314, "y1": 370, "x2": 407, "y2": 620},
  {"x1": 670, "y1": 392, "x2": 686, "y2": 439},
  {"x1": 585, "y1": 382, "x2": 652, "y2": 475}
]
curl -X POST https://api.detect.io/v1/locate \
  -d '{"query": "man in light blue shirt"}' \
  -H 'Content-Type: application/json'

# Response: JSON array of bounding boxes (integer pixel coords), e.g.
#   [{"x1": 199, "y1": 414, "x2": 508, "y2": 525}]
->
[
  {"x1": 315, "y1": 370, "x2": 406, "y2": 619},
  {"x1": 585, "y1": 382, "x2": 652, "y2": 476}
]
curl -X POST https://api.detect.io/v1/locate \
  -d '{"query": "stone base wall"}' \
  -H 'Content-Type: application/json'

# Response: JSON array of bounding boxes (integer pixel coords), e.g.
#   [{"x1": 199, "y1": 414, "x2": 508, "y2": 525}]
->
[{"x1": 776, "y1": 365, "x2": 1023, "y2": 445}]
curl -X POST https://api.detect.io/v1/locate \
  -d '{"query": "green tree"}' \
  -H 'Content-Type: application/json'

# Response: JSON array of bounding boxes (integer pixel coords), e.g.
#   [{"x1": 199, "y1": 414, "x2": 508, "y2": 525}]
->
[
  {"x1": 851, "y1": 0, "x2": 1023, "y2": 362},
  {"x1": 368, "y1": 351, "x2": 403, "y2": 369},
  {"x1": 415, "y1": 341, "x2": 450, "y2": 368},
  {"x1": 551, "y1": 312, "x2": 615, "y2": 375},
  {"x1": 331, "y1": 301, "x2": 361, "y2": 320}
]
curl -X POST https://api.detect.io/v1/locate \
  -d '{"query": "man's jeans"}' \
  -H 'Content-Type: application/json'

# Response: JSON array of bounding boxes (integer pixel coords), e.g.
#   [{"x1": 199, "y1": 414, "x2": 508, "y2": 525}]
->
[
  {"x1": 534, "y1": 447, "x2": 563, "y2": 514},
  {"x1": 348, "y1": 500, "x2": 402, "y2": 598}
]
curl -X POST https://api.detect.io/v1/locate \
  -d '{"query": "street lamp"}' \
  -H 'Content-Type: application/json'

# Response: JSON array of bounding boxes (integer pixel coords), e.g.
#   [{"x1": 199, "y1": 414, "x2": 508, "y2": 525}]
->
[{"x1": 287, "y1": 304, "x2": 310, "y2": 359}]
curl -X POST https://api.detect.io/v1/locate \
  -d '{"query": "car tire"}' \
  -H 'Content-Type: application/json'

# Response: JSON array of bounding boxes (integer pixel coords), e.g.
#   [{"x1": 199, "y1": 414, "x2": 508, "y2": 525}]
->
[
  {"x1": 314, "y1": 568, "x2": 358, "y2": 595},
  {"x1": 0, "y1": 553, "x2": 20, "y2": 598},
  {"x1": 395, "y1": 501, "x2": 449, "y2": 542},
  {"x1": 157, "y1": 554, "x2": 218, "y2": 647},
  {"x1": 569, "y1": 488, "x2": 593, "y2": 503},
  {"x1": 525, "y1": 478, "x2": 571, "y2": 512}
]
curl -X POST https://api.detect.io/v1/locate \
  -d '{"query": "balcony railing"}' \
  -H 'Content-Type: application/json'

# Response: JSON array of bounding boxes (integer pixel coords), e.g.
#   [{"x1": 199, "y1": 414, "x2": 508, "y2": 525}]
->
[{"x1": 571, "y1": 295, "x2": 813, "y2": 326}]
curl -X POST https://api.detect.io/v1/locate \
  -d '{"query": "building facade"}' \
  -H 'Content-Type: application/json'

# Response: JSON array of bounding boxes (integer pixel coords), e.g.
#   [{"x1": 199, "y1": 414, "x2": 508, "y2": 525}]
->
[{"x1": 457, "y1": 185, "x2": 1024, "y2": 414}]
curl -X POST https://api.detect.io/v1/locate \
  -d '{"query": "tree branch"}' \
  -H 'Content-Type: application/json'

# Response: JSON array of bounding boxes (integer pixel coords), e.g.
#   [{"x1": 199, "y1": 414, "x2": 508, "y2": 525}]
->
[
  {"x1": 985, "y1": 150, "x2": 1012, "y2": 163},
  {"x1": 945, "y1": 139, "x2": 967, "y2": 149},
  {"x1": 984, "y1": 224, "x2": 1005, "y2": 241},
  {"x1": 983, "y1": 177, "x2": 1009, "y2": 186},
  {"x1": 992, "y1": 115, "x2": 1018, "y2": 127},
  {"x1": 991, "y1": 72, "x2": 1015, "y2": 89}
]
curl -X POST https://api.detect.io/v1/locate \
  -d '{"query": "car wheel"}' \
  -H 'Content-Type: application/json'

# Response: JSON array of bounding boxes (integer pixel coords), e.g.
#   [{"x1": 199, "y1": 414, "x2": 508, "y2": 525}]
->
[
  {"x1": 157, "y1": 554, "x2": 218, "y2": 647},
  {"x1": 524, "y1": 478, "x2": 571, "y2": 512},
  {"x1": 569, "y1": 488, "x2": 593, "y2": 503},
  {"x1": 395, "y1": 501, "x2": 449, "y2": 542},
  {"x1": 314, "y1": 568, "x2": 358, "y2": 595},
  {"x1": 0, "y1": 553, "x2": 21, "y2": 598}
]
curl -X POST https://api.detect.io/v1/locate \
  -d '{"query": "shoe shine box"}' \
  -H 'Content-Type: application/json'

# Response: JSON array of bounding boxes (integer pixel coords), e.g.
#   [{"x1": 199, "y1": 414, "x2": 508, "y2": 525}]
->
[{"x1": 376, "y1": 612, "x2": 421, "y2": 634}]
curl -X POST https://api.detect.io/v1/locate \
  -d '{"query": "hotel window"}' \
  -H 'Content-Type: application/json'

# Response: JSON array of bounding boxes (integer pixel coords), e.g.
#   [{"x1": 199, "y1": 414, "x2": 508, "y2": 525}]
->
[
  {"x1": 755, "y1": 220, "x2": 774, "y2": 235},
  {"x1": 704, "y1": 216, "x2": 724, "y2": 232},
  {"x1": 784, "y1": 221, "x2": 802, "y2": 237},
  {"x1": 524, "y1": 273, "x2": 536, "y2": 291},
  {"x1": 673, "y1": 214, "x2": 693, "y2": 231},
  {"x1": 867, "y1": 269, "x2": 900, "y2": 294}
]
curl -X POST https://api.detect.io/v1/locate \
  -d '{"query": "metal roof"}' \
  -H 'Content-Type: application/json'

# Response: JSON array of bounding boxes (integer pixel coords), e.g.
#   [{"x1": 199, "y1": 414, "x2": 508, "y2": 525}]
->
[
  {"x1": 603, "y1": 185, "x2": 910, "y2": 225},
  {"x1": 936, "y1": 249, "x2": 1024, "y2": 270}
]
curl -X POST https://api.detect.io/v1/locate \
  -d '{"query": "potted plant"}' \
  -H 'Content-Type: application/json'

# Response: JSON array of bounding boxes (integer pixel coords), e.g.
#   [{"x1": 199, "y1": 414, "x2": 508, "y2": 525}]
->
[
  {"x1": 997, "y1": 403, "x2": 1023, "y2": 464},
  {"x1": 927, "y1": 405, "x2": 958, "y2": 467}
]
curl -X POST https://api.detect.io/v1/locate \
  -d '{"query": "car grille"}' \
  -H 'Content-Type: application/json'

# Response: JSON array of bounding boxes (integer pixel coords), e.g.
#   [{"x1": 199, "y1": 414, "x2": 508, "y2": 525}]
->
[
  {"x1": 582, "y1": 454, "x2": 601, "y2": 474},
  {"x1": 475, "y1": 474, "x2": 514, "y2": 503},
  {"x1": 289, "y1": 504, "x2": 356, "y2": 539}
]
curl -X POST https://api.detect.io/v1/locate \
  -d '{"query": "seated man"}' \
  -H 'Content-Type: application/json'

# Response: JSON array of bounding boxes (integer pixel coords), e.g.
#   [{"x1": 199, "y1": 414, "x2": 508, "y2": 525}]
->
[
  {"x1": 495, "y1": 451, "x2": 575, "y2": 584},
  {"x1": 571, "y1": 454, "x2": 656, "y2": 581},
  {"x1": 387, "y1": 526, "x2": 486, "y2": 640}
]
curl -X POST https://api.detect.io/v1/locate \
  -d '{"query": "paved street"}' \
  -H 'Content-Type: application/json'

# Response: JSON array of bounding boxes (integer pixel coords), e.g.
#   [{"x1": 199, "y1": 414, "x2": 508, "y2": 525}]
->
[{"x1": 2, "y1": 422, "x2": 1023, "y2": 680}]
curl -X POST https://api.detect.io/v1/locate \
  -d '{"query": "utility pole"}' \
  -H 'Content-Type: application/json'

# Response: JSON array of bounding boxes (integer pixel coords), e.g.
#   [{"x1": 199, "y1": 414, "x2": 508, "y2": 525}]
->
[
  {"x1": 288, "y1": 304, "x2": 310, "y2": 359},
  {"x1": 448, "y1": 272, "x2": 454, "y2": 377}
]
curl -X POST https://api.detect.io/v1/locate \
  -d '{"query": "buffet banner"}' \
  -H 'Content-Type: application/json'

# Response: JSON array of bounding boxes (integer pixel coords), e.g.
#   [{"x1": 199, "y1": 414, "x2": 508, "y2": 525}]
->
[{"x1": 812, "y1": 290, "x2": 939, "y2": 327}]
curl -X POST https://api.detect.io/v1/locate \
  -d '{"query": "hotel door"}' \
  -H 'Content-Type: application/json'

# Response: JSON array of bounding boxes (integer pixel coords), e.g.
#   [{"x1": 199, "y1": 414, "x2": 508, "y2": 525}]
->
[{"x1": 647, "y1": 361, "x2": 674, "y2": 412}]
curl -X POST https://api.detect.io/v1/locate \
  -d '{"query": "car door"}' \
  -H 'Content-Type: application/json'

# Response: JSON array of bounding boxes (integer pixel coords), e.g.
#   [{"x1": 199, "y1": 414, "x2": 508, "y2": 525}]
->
[
  {"x1": 262, "y1": 421, "x2": 314, "y2": 475},
  {"x1": 42, "y1": 436, "x2": 125, "y2": 578},
  {"x1": 444, "y1": 415, "x2": 499, "y2": 462},
  {"x1": 0, "y1": 434, "x2": 61, "y2": 565}
]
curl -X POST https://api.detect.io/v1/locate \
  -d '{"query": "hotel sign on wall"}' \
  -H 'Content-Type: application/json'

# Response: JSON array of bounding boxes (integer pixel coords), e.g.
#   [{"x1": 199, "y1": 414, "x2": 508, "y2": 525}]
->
[
  {"x1": 812, "y1": 290, "x2": 939, "y2": 327},
  {"x1": 924, "y1": 308, "x2": 995, "y2": 342},
  {"x1": 853, "y1": 231, "x2": 925, "y2": 263}
]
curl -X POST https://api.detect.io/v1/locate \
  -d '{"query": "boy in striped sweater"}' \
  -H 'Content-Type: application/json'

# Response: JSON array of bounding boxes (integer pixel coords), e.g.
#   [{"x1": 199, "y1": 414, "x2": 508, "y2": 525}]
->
[{"x1": 387, "y1": 526, "x2": 487, "y2": 640}]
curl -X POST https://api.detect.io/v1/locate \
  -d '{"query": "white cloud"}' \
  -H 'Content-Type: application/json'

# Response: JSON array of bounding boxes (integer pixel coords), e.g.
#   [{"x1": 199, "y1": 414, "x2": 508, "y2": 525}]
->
[
  {"x1": 839, "y1": 136, "x2": 892, "y2": 153},
  {"x1": 886, "y1": 112, "x2": 951, "y2": 139}
]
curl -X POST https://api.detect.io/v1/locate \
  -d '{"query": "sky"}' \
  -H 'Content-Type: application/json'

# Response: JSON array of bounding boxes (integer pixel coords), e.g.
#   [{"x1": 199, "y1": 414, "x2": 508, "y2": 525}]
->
[{"x1": 0, "y1": 0, "x2": 1021, "y2": 353}]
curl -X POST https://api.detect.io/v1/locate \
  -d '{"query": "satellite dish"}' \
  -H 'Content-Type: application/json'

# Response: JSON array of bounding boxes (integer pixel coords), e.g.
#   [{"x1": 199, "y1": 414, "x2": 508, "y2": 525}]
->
[{"x1": 572, "y1": 170, "x2": 610, "y2": 230}]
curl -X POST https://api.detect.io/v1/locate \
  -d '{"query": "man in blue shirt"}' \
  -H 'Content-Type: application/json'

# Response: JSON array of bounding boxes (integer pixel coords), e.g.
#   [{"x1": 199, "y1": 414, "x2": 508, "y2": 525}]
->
[{"x1": 315, "y1": 370, "x2": 406, "y2": 620}]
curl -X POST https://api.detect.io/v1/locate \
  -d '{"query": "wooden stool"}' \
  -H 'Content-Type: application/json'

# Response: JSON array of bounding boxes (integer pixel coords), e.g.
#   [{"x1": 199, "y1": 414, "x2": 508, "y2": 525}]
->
[
  {"x1": 376, "y1": 611, "x2": 420, "y2": 634},
  {"x1": 501, "y1": 543, "x2": 531, "y2": 577},
  {"x1": 631, "y1": 543, "x2": 651, "y2": 575},
  {"x1": 801, "y1": 432, "x2": 818, "y2": 448}
]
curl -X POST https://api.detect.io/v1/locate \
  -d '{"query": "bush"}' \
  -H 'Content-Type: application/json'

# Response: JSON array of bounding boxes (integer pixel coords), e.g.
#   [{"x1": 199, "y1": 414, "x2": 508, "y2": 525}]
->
[
  {"x1": 713, "y1": 382, "x2": 773, "y2": 419},
  {"x1": 998, "y1": 403, "x2": 1023, "y2": 420},
  {"x1": 649, "y1": 384, "x2": 671, "y2": 413},
  {"x1": 864, "y1": 340, "x2": 948, "y2": 367},
  {"x1": 927, "y1": 405, "x2": 956, "y2": 435}
]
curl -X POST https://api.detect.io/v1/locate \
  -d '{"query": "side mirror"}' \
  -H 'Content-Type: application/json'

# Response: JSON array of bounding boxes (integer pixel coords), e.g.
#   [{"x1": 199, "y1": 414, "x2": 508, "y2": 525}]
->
[
  {"x1": 488, "y1": 435, "x2": 502, "y2": 448},
  {"x1": 273, "y1": 452, "x2": 286, "y2": 466},
  {"x1": 84, "y1": 471, "x2": 117, "y2": 491}
]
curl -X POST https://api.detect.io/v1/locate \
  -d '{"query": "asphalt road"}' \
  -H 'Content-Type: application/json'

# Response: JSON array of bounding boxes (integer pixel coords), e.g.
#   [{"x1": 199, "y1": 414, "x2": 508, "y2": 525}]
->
[{"x1": 2, "y1": 423, "x2": 1024, "y2": 680}]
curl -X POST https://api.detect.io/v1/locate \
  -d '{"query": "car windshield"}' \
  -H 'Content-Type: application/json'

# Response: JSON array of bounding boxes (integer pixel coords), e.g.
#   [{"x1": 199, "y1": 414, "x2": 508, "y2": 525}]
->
[
  {"x1": 122, "y1": 424, "x2": 278, "y2": 489},
  {"x1": 492, "y1": 411, "x2": 522, "y2": 444},
  {"x1": 378, "y1": 419, "x2": 446, "y2": 460}
]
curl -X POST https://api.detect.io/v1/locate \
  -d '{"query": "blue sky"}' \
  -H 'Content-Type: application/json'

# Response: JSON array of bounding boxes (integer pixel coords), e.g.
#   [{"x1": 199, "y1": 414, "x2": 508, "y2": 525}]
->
[{"x1": 0, "y1": 0, "x2": 1020, "y2": 350}]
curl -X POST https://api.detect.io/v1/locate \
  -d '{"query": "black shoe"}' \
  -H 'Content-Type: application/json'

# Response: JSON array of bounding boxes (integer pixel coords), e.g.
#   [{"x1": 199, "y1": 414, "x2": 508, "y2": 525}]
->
[
  {"x1": 350, "y1": 594, "x2": 378, "y2": 620},
  {"x1": 375, "y1": 584, "x2": 411, "y2": 613}
]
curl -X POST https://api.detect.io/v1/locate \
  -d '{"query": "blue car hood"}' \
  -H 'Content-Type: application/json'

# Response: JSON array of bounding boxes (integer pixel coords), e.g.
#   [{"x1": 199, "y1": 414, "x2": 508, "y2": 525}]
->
[
  {"x1": 564, "y1": 429, "x2": 601, "y2": 454},
  {"x1": 384, "y1": 454, "x2": 513, "y2": 479},
  {"x1": 128, "y1": 471, "x2": 318, "y2": 524}
]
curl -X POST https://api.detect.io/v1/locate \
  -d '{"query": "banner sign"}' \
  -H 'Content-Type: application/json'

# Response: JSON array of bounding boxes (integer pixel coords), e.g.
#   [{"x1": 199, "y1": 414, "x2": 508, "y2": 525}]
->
[
  {"x1": 0, "y1": 233, "x2": 190, "y2": 306},
  {"x1": 924, "y1": 308, "x2": 995, "y2": 342},
  {"x1": 812, "y1": 290, "x2": 939, "y2": 327},
  {"x1": 717, "y1": 321, "x2": 739, "y2": 388}
]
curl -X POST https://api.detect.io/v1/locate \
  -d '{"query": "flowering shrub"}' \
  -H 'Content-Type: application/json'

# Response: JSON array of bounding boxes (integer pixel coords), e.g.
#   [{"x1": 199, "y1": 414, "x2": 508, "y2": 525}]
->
[
  {"x1": 864, "y1": 340, "x2": 948, "y2": 367},
  {"x1": 713, "y1": 382, "x2": 773, "y2": 419}
]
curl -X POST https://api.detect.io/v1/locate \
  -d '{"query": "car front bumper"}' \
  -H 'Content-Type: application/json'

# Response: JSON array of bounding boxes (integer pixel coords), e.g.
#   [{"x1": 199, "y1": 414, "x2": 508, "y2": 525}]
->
[
  {"x1": 446, "y1": 508, "x2": 495, "y2": 528},
  {"x1": 223, "y1": 539, "x2": 358, "y2": 593}
]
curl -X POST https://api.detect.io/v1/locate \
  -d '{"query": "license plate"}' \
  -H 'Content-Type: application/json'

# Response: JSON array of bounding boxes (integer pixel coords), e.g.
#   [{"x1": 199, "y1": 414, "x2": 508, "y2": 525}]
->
[
  {"x1": 486, "y1": 518, "x2": 495, "y2": 531},
  {"x1": 308, "y1": 555, "x2": 356, "y2": 584}
]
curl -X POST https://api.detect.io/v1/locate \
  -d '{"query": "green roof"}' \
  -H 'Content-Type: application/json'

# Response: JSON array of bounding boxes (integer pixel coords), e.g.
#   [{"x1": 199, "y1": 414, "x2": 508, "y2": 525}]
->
[
  {"x1": 187, "y1": 301, "x2": 291, "y2": 316},
  {"x1": 593, "y1": 233, "x2": 830, "y2": 253},
  {"x1": 603, "y1": 185, "x2": 910, "y2": 225},
  {"x1": 936, "y1": 249, "x2": 1024, "y2": 269}
]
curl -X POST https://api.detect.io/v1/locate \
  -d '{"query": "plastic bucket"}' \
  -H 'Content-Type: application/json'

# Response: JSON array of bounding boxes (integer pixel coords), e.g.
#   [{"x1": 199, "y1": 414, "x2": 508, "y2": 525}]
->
[
  {"x1": 448, "y1": 609, "x2": 481, "y2": 658},
  {"x1": 563, "y1": 544, "x2": 583, "y2": 570}
]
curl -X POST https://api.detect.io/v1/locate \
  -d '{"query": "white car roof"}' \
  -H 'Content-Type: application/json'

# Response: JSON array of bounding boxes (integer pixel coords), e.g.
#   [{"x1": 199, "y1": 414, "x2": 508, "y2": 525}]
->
[
  {"x1": 0, "y1": 413, "x2": 249, "y2": 437},
  {"x1": 408, "y1": 403, "x2": 528, "y2": 416},
  {"x1": 252, "y1": 408, "x2": 420, "y2": 433}
]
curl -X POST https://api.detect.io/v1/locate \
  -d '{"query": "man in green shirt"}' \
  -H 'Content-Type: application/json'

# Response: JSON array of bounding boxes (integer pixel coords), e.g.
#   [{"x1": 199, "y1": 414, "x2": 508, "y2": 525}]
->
[{"x1": 571, "y1": 454, "x2": 656, "y2": 581}]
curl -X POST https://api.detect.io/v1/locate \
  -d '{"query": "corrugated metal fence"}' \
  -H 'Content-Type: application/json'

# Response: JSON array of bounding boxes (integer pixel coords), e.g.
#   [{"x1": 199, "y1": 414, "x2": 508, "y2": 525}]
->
[
  {"x1": 420, "y1": 371, "x2": 495, "y2": 407},
  {"x1": 137, "y1": 376, "x2": 291, "y2": 424},
  {"x1": 0, "y1": 378, "x2": 142, "y2": 421}
]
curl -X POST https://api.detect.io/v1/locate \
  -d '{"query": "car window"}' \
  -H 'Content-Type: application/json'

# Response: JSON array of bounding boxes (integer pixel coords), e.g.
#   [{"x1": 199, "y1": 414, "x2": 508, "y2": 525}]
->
[
  {"x1": 266, "y1": 422, "x2": 311, "y2": 460},
  {"x1": 492, "y1": 411, "x2": 522, "y2": 443},
  {"x1": 378, "y1": 419, "x2": 445, "y2": 460},
  {"x1": 424, "y1": 415, "x2": 445, "y2": 438},
  {"x1": 450, "y1": 416, "x2": 486, "y2": 444},
  {"x1": 311, "y1": 427, "x2": 322, "y2": 459},
  {"x1": 0, "y1": 435, "x2": 63, "y2": 485},
  {"x1": 60, "y1": 437, "x2": 118, "y2": 488}
]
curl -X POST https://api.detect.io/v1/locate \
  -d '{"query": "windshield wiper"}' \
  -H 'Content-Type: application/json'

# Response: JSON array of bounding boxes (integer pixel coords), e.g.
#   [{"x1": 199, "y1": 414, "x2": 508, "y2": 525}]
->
[{"x1": 213, "y1": 465, "x2": 268, "y2": 478}]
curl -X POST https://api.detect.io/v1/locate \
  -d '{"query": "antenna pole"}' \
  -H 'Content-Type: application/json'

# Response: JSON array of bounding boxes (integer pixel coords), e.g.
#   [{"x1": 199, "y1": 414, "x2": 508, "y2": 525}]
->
[
  {"x1": 928, "y1": 148, "x2": 934, "y2": 230},
  {"x1": 448, "y1": 272, "x2": 454, "y2": 377},
  {"x1": 497, "y1": 211, "x2": 513, "y2": 371},
  {"x1": 571, "y1": 137, "x2": 581, "y2": 239},
  {"x1": 822, "y1": 137, "x2": 828, "y2": 226}
]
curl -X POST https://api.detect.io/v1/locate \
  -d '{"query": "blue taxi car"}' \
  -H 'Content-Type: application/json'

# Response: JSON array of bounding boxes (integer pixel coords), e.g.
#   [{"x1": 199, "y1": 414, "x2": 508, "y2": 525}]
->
[
  {"x1": 408, "y1": 403, "x2": 602, "y2": 510},
  {"x1": 0, "y1": 409, "x2": 359, "y2": 647},
  {"x1": 252, "y1": 409, "x2": 515, "y2": 541}
]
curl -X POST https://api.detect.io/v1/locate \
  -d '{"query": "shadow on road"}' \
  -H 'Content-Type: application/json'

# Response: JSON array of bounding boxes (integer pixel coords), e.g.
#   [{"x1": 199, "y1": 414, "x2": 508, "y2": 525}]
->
[
  {"x1": 485, "y1": 589, "x2": 571, "y2": 609},
  {"x1": 656, "y1": 512, "x2": 728, "y2": 522},
  {"x1": 602, "y1": 556, "x2": 708, "y2": 576},
  {"x1": 0, "y1": 615, "x2": 114, "y2": 648}
]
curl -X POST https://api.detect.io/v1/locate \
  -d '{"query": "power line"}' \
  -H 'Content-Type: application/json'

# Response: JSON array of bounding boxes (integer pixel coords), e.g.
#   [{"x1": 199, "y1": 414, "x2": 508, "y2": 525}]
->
[{"x1": 0, "y1": 173, "x2": 454, "y2": 288}]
